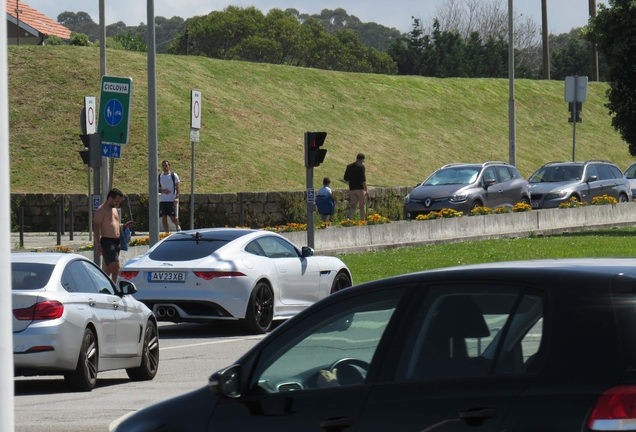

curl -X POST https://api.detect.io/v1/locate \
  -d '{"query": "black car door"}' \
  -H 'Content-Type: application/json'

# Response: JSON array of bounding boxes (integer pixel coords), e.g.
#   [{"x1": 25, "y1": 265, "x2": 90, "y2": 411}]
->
[
  {"x1": 358, "y1": 284, "x2": 546, "y2": 432},
  {"x1": 208, "y1": 285, "x2": 412, "y2": 432}
]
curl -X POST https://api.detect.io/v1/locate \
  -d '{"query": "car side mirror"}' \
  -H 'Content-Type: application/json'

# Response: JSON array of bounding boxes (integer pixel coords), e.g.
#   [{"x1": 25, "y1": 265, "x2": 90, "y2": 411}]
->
[
  {"x1": 118, "y1": 280, "x2": 137, "y2": 296},
  {"x1": 586, "y1": 175, "x2": 598, "y2": 183},
  {"x1": 484, "y1": 178, "x2": 496, "y2": 188},
  {"x1": 301, "y1": 246, "x2": 314, "y2": 258},
  {"x1": 209, "y1": 364, "x2": 241, "y2": 398}
]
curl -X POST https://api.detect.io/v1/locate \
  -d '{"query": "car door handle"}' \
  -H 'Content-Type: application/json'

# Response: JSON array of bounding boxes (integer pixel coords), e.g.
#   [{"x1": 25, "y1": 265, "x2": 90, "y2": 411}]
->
[
  {"x1": 112, "y1": 302, "x2": 119, "y2": 310},
  {"x1": 88, "y1": 298, "x2": 96, "y2": 307},
  {"x1": 458, "y1": 408, "x2": 496, "y2": 420},
  {"x1": 319, "y1": 417, "x2": 354, "y2": 430}
]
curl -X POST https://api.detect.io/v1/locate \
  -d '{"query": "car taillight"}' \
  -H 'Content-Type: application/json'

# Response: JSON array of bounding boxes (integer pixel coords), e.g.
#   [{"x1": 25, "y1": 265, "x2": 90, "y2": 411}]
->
[
  {"x1": 588, "y1": 385, "x2": 636, "y2": 430},
  {"x1": 194, "y1": 271, "x2": 245, "y2": 280},
  {"x1": 119, "y1": 271, "x2": 139, "y2": 280},
  {"x1": 13, "y1": 300, "x2": 64, "y2": 321}
]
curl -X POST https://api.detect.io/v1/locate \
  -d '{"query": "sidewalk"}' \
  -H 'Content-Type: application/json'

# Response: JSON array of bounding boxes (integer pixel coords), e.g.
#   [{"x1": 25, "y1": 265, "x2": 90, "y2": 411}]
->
[{"x1": 10, "y1": 231, "x2": 150, "y2": 252}]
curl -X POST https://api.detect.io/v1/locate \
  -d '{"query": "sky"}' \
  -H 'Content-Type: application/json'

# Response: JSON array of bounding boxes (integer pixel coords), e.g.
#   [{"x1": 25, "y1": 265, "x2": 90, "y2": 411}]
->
[{"x1": 20, "y1": 0, "x2": 592, "y2": 36}]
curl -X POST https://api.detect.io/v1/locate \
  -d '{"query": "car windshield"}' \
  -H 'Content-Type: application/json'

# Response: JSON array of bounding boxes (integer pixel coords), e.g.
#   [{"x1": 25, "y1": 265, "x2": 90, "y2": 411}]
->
[
  {"x1": 12, "y1": 263, "x2": 54, "y2": 290},
  {"x1": 149, "y1": 237, "x2": 231, "y2": 261},
  {"x1": 423, "y1": 167, "x2": 479, "y2": 186},
  {"x1": 529, "y1": 165, "x2": 583, "y2": 183}
]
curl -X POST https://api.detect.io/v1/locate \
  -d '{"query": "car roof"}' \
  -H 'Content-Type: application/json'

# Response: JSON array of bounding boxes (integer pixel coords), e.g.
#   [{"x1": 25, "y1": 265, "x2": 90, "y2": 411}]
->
[
  {"x1": 10, "y1": 252, "x2": 85, "y2": 264},
  {"x1": 541, "y1": 160, "x2": 615, "y2": 168},
  {"x1": 162, "y1": 228, "x2": 261, "y2": 242},
  {"x1": 352, "y1": 258, "x2": 636, "y2": 291},
  {"x1": 440, "y1": 161, "x2": 512, "y2": 169}
]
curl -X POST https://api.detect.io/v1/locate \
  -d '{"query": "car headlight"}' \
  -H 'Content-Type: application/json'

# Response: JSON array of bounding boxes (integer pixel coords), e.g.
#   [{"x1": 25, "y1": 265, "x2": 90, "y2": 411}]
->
[
  {"x1": 449, "y1": 194, "x2": 468, "y2": 203},
  {"x1": 404, "y1": 195, "x2": 410, "y2": 204},
  {"x1": 545, "y1": 192, "x2": 568, "y2": 200}
]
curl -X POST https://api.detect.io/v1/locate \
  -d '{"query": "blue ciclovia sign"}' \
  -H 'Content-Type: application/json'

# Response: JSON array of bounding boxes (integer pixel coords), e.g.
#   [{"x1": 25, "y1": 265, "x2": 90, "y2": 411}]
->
[{"x1": 104, "y1": 99, "x2": 123, "y2": 127}]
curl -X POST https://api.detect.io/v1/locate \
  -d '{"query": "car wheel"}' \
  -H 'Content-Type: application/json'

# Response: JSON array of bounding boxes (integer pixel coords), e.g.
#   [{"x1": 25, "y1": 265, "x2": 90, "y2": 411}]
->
[
  {"x1": 471, "y1": 200, "x2": 483, "y2": 210},
  {"x1": 64, "y1": 328, "x2": 98, "y2": 392},
  {"x1": 126, "y1": 320, "x2": 159, "y2": 381},
  {"x1": 619, "y1": 193, "x2": 628, "y2": 203},
  {"x1": 330, "y1": 271, "x2": 352, "y2": 294},
  {"x1": 244, "y1": 282, "x2": 274, "y2": 334}
]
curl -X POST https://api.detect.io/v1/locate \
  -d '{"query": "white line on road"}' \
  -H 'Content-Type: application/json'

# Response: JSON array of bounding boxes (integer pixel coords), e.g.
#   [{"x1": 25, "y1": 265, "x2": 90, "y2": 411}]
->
[{"x1": 160, "y1": 336, "x2": 265, "y2": 351}]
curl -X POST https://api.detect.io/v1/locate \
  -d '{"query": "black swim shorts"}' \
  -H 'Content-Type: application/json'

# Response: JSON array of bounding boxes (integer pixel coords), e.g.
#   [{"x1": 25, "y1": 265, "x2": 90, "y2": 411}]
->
[{"x1": 100, "y1": 237, "x2": 120, "y2": 265}]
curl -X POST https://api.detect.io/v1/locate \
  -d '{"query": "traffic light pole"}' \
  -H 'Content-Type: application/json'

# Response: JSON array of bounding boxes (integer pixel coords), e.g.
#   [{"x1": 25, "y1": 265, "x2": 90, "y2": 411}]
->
[
  {"x1": 306, "y1": 166, "x2": 315, "y2": 249},
  {"x1": 93, "y1": 165, "x2": 101, "y2": 266}
]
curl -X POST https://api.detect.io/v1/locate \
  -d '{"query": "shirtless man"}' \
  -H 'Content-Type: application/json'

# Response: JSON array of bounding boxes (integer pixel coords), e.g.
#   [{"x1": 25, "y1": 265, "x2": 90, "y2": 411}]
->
[{"x1": 93, "y1": 188, "x2": 133, "y2": 282}]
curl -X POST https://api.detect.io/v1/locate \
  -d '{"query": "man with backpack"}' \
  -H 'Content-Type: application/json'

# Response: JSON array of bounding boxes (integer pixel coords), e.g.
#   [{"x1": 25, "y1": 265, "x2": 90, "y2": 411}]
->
[{"x1": 159, "y1": 160, "x2": 181, "y2": 233}]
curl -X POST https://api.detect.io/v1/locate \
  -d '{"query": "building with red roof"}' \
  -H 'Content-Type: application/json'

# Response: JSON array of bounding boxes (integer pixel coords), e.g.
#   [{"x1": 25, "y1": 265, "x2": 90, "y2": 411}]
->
[{"x1": 6, "y1": 0, "x2": 71, "y2": 45}]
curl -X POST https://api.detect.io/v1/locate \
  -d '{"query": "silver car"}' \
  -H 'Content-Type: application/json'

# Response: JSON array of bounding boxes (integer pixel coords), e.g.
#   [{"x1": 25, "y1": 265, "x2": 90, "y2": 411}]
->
[
  {"x1": 404, "y1": 161, "x2": 531, "y2": 219},
  {"x1": 529, "y1": 160, "x2": 631, "y2": 209},
  {"x1": 624, "y1": 162, "x2": 636, "y2": 200},
  {"x1": 12, "y1": 253, "x2": 159, "y2": 391}
]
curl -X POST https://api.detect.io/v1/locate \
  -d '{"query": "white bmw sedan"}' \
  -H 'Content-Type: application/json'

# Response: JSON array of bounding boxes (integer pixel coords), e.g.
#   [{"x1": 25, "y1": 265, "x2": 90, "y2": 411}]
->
[
  {"x1": 120, "y1": 228, "x2": 353, "y2": 333},
  {"x1": 12, "y1": 253, "x2": 159, "y2": 391}
]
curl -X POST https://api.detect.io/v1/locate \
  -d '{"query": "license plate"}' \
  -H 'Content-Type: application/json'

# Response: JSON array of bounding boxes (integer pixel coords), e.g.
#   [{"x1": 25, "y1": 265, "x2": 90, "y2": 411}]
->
[{"x1": 148, "y1": 271, "x2": 186, "y2": 283}]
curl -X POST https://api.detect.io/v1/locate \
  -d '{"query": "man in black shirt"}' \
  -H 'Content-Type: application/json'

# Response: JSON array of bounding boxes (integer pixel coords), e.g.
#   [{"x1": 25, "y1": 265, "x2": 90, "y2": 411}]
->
[{"x1": 343, "y1": 153, "x2": 369, "y2": 220}]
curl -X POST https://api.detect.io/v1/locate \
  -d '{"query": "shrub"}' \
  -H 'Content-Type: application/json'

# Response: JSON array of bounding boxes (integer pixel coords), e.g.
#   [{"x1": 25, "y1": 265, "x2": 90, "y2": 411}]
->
[
  {"x1": 366, "y1": 214, "x2": 390, "y2": 225},
  {"x1": 493, "y1": 207, "x2": 511, "y2": 214},
  {"x1": 559, "y1": 197, "x2": 588, "y2": 208},
  {"x1": 69, "y1": 32, "x2": 90, "y2": 46},
  {"x1": 512, "y1": 202, "x2": 532, "y2": 212},
  {"x1": 468, "y1": 206, "x2": 492, "y2": 216},
  {"x1": 592, "y1": 194, "x2": 617, "y2": 205}
]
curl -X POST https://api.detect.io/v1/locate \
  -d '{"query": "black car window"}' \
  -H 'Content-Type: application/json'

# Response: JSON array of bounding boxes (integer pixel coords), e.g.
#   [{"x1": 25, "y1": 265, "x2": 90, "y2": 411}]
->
[
  {"x1": 253, "y1": 288, "x2": 407, "y2": 393},
  {"x1": 81, "y1": 261, "x2": 115, "y2": 295},
  {"x1": 11, "y1": 263, "x2": 54, "y2": 290},
  {"x1": 494, "y1": 294, "x2": 544, "y2": 374},
  {"x1": 609, "y1": 165, "x2": 624, "y2": 179},
  {"x1": 595, "y1": 164, "x2": 614, "y2": 180},
  {"x1": 63, "y1": 260, "x2": 99, "y2": 293},
  {"x1": 586, "y1": 164, "x2": 599, "y2": 180},
  {"x1": 245, "y1": 240, "x2": 265, "y2": 256},
  {"x1": 149, "y1": 237, "x2": 231, "y2": 261},
  {"x1": 625, "y1": 164, "x2": 636, "y2": 179},
  {"x1": 395, "y1": 285, "x2": 522, "y2": 381},
  {"x1": 509, "y1": 167, "x2": 521, "y2": 179},
  {"x1": 256, "y1": 236, "x2": 298, "y2": 259},
  {"x1": 424, "y1": 167, "x2": 479, "y2": 185},
  {"x1": 496, "y1": 167, "x2": 512, "y2": 182}
]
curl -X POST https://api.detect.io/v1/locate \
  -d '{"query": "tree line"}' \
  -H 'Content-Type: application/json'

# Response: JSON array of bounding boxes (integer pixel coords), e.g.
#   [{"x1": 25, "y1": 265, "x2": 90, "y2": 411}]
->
[{"x1": 57, "y1": 2, "x2": 601, "y2": 79}]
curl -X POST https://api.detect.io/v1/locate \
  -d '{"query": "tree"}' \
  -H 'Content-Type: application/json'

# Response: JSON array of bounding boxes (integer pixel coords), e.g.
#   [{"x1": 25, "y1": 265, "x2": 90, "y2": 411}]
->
[{"x1": 585, "y1": 0, "x2": 636, "y2": 156}]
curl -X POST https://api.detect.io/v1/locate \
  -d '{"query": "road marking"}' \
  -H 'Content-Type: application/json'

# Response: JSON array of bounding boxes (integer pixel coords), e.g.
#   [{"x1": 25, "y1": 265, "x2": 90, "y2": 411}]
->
[{"x1": 160, "y1": 336, "x2": 265, "y2": 351}]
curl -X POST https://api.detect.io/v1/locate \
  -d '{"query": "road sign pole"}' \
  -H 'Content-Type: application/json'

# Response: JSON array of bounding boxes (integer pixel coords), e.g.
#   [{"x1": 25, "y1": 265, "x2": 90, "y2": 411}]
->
[
  {"x1": 93, "y1": 166, "x2": 101, "y2": 266},
  {"x1": 572, "y1": 77, "x2": 578, "y2": 162}
]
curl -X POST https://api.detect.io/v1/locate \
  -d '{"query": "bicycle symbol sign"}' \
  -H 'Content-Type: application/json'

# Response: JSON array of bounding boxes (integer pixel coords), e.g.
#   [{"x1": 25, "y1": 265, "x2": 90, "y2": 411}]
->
[{"x1": 104, "y1": 99, "x2": 123, "y2": 127}]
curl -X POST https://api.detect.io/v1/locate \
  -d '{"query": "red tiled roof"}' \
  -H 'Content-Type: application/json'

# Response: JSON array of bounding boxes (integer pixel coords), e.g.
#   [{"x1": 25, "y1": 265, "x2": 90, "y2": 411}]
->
[{"x1": 6, "y1": 1, "x2": 71, "y2": 40}]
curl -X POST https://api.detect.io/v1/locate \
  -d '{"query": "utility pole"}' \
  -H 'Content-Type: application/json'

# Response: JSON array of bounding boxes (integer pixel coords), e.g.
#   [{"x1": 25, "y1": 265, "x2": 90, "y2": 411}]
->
[
  {"x1": 508, "y1": 0, "x2": 516, "y2": 166},
  {"x1": 15, "y1": 0, "x2": 22, "y2": 45},
  {"x1": 589, "y1": 0, "x2": 599, "y2": 81},
  {"x1": 148, "y1": 0, "x2": 160, "y2": 246},
  {"x1": 99, "y1": 0, "x2": 109, "y2": 202},
  {"x1": 541, "y1": 0, "x2": 550, "y2": 80}
]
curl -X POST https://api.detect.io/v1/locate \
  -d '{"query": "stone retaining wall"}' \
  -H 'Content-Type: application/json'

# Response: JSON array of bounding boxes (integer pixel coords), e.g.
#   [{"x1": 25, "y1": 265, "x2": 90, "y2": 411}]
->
[{"x1": 10, "y1": 187, "x2": 411, "y2": 232}]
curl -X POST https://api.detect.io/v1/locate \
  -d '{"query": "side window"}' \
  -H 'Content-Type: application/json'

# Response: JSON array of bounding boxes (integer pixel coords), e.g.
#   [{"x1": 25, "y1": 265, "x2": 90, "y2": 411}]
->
[
  {"x1": 245, "y1": 240, "x2": 265, "y2": 256},
  {"x1": 496, "y1": 167, "x2": 512, "y2": 182},
  {"x1": 625, "y1": 164, "x2": 636, "y2": 179},
  {"x1": 256, "y1": 237, "x2": 299, "y2": 259},
  {"x1": 495, "y1": 294, "x2": 544, "y2": 374},
  {"x1": 586, "y1": 165, "x2": 599, "y2": 180},
  {"x1": 253, "y1": 288, "x2": 407, "y2": 393},
  {"x1": 81, "y1": 261, "x2": 115, "y2": 295},
  {"x1": 596, "y1": 164, "x2": 614, "y2": 180},
  {"x1": 609, "y1": 165, "x2": 624, "y2": 179},
  {"x1": 509, "y1": 167, "x2": 521, "y2": 179},
  {"x1": 395, "y1": 286, "x2": 522, "y2": 381},
  {"x1": 64, "y1": 260, "x2": 98, "y2": 293}
]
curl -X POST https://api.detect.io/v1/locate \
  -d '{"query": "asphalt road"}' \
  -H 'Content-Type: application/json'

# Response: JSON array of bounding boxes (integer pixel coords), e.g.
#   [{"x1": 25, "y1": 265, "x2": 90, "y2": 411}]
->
[{"x1": 14, "y1": 322, "x2": 268, "y2": 432}]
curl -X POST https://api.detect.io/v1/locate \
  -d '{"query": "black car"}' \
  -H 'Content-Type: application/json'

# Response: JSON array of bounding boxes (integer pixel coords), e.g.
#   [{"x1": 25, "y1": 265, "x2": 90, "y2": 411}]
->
[{"x1": 111, "y1": 258, "x2": 636, "y2": 432}]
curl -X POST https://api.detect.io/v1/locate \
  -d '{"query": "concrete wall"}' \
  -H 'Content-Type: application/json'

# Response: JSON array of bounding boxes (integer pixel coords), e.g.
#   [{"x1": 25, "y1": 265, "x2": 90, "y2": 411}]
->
[{"x1": 75, "y1": 203, "x2": 636, "y2": 263}]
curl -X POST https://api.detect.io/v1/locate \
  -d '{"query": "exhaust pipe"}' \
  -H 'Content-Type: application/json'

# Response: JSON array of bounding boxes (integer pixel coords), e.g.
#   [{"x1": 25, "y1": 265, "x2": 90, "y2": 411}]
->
[
  {"x1": 156, "y1": 307, "x2": 166, "y2": 317},
  {"x1": 166, "y1": 307, "x2": 176, "y2": 318}
]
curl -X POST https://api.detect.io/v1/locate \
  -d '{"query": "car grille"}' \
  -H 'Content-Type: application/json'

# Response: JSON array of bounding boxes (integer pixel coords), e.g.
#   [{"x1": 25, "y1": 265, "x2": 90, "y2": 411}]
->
[{"x1": 531, "y1": 194, "x2": 543, "y2": 200}]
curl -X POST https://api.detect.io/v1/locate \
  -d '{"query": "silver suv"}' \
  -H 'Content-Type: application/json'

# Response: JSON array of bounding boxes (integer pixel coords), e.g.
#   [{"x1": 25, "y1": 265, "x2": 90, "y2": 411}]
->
[
  {"x1": 528, "y1": 160, "x2": 631, "y2": 209},
  {"x1": 404, "y1": 161, "x2": 531, "y2": 219}
]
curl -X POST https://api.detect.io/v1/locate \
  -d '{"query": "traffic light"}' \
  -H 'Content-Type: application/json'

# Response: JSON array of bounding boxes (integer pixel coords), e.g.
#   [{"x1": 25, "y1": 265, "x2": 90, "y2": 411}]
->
[
  {"x1": 79, "y1": 133, "x2": 102, "y2": 168},
  {"x1": 305, "y1": 131, "x2": 327, "y2": 168}
]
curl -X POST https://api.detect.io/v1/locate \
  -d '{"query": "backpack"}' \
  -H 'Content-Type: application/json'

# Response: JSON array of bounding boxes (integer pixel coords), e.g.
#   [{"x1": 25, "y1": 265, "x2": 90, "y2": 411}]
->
[
  {"x1": 316, "y1": 195, "x2": 335, "y2": 215},
  {"x1": 159, "y1": 172, "x2": 177, "y2": 193},
  {"x1": 120, "y1": 226, "x2": 131, "y2": 251}
]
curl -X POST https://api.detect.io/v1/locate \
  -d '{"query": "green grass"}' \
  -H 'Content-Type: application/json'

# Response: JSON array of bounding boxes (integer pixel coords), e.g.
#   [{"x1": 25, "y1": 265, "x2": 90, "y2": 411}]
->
[
  {"x1": 337, "y1": 227, "x2": 636, "y2": 284},
  {"x1": 8, "y1": 45, "x2": 634, "y2": 195}
]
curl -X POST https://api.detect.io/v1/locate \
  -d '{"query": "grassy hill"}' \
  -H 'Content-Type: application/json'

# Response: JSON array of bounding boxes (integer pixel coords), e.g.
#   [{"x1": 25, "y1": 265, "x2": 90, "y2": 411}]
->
[{"x1": 8, "y1": 45, "x2": 633, "y2": 195}]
